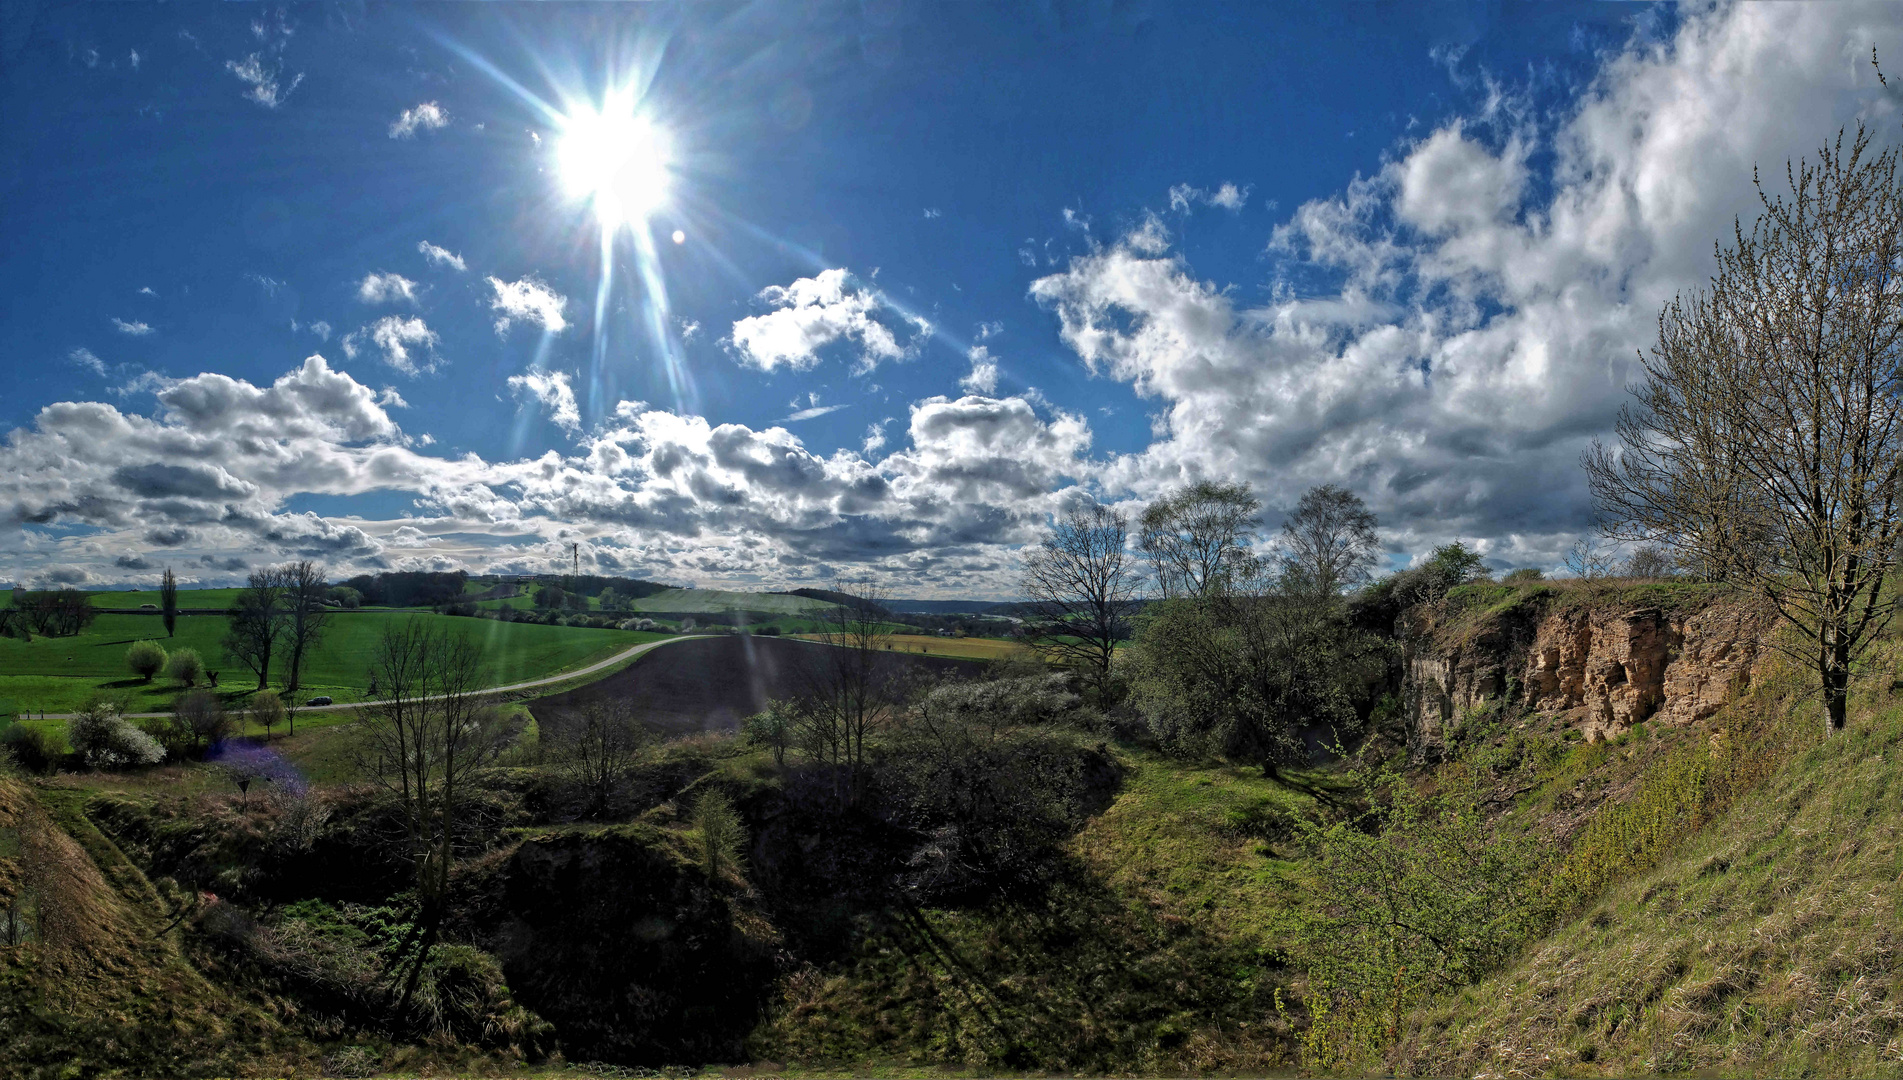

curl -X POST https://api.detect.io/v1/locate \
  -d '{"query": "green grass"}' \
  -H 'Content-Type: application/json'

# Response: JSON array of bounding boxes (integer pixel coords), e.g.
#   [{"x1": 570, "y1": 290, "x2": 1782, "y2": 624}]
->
[
  {"x1": 630, "y1": 587, "x2": 836, "y2": 615},
  {"x1": 81, "y1": 587, "x2": 248, "y2": 610},
  {"x1": 1391, "y1": 670, "x2": 1903, "y2": 1077},
  {"x1": 0, "y1": 611, "x2": 667, "y2": 715}
]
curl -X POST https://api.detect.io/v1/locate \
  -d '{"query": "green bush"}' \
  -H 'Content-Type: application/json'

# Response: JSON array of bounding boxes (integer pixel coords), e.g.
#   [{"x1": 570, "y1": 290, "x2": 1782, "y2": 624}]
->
[
  {"x1": 692, "y1": 790, "x2": 748, "y2": 883},
  {"x1": 250, "y1": 689, "x2": 286, "y2": 739},
  {"x1": 166, "y1": 647, "x2": 206, "y2": 687},
  {"x1": 126, "y1": 639, "x2": 168, "y2": 682},
  {"x1": 1296, "y1": 760, "x2": 1553, "y2": 1070}
]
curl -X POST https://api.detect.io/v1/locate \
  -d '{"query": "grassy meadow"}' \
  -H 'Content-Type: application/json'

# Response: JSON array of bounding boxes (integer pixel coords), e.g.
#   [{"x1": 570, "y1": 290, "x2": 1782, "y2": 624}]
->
[{"x1": 0, "y1": 609, "x2": 667, "y2": 716}]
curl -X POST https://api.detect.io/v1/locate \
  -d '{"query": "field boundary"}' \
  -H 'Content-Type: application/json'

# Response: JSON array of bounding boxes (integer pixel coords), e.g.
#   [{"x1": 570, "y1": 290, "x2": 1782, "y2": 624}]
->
[{"x1": 13, "y1": 634, "x2": 706, "y2": 721}]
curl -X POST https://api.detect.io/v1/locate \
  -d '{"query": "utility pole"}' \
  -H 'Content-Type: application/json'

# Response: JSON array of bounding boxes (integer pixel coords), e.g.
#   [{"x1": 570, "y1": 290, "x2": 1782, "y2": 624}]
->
[{"x1": 569, "y1": 542, "x2": 579, "y2": 591}]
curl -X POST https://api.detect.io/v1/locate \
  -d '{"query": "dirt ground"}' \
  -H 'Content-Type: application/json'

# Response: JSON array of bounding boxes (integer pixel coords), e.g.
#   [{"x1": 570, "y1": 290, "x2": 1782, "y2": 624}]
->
[{"x1": 528, "y1": 634, "x2": 983, "y2": 736}]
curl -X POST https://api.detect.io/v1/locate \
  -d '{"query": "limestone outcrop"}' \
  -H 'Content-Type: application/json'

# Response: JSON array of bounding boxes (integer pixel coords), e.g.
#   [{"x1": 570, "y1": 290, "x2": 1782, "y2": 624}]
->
[{"x1": 1401, "y1": 586, "x2": 1769, "y2": 758}]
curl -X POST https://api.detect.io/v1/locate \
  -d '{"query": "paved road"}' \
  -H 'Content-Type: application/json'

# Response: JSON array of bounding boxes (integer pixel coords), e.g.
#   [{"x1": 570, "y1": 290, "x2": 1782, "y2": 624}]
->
[{"x1": 13, "y1": 635, "x2": 697, "y2": 722}]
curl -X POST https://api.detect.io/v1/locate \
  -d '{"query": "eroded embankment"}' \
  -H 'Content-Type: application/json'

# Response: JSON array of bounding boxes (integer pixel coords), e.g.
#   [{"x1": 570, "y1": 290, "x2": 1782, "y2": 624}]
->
[{"x1": 1400, "y1": 583, "x2": 1771, "y2": 756}]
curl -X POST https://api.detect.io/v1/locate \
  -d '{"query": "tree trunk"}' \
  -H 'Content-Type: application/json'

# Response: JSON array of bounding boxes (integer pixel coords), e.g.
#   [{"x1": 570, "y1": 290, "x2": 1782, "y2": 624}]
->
[{"x1": 1822, "y1": 637, "x2": 1851, "y2": 735}]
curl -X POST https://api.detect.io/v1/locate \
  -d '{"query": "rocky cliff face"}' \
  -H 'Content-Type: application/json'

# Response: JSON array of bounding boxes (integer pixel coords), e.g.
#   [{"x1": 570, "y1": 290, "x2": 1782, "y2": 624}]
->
[{"x1": 1401, "y1": 586, "x2": 1769, "y2": 759}]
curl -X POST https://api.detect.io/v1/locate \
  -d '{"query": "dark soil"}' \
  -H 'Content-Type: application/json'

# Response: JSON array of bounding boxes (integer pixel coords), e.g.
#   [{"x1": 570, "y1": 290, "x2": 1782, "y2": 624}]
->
[{"x1": 529, "y1": 635, "x2": 983, "y2": 736}]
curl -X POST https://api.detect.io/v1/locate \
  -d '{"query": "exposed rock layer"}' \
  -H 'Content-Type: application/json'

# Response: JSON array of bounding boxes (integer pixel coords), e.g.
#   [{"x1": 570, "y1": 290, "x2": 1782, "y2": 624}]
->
[{"x1": 1401, "y1": 588, "x2": 1769, "y2": 758}]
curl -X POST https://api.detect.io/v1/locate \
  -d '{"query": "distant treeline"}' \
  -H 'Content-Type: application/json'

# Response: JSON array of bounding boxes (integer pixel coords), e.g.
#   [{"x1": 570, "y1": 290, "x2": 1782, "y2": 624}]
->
[
  {"x1": 342, "y1": 571, "x2": 470, "y2": 608},
  {"x1": 772, "y1": 587, "x2": 893, "y2": 615},
  {"x1": 557, "y1": 574, "x2": 674, "y2": 600}
]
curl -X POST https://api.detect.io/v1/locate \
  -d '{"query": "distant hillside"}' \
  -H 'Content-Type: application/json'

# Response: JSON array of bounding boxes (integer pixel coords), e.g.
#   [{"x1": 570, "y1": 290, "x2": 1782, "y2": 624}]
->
[
  {"x1": 884, "y1": 598, "x2": 1015, "y2": 615},
  {"x1": 773, "y1": 588, "x2": 892, "y2": 615},
  {"x1": 630, "y1": 587, "x2": 837, "y2": 615}
]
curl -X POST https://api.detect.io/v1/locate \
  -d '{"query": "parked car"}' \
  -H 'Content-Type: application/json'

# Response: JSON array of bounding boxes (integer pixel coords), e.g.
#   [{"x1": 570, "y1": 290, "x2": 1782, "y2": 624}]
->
[
  {"x1": 305, "y1": 696, "x2": 333, "y2": 706},
  {"x1": 139, "y1": 603, "x2": 158, "y2": 610}
]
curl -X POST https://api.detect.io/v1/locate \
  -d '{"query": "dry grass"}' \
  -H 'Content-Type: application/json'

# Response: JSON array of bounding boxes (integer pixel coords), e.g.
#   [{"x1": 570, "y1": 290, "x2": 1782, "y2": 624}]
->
[
  {"x1": 1388, "y1": 665, "x2": 1903, "y2": 1078},
  {"x1": 794, "y1": 633, "x2": 1033, "y2": 662}
]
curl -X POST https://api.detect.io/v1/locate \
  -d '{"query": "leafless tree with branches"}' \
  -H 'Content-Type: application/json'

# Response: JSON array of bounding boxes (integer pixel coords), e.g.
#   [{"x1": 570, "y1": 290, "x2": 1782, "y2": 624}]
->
[
  {"x1": 1020, "y1": 502, "x2": 1142, "y2": 703},
  {"x1": 349, "y1": 622, "x2": 513, "y2": 1014},
  {"x1": 1586, "y1": 123, "x2": 1903, "y2": 736}
]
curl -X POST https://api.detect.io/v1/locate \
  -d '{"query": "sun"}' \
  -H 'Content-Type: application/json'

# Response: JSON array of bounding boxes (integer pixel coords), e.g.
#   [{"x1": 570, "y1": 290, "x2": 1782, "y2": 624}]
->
[{"x1": 557, "y1": 97, "x2": 670, "y2": 230}]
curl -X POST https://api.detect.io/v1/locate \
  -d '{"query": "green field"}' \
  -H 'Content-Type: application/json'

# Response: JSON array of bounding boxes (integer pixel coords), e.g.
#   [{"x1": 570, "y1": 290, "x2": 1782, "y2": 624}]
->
[
  {"x1": 628, "y1": 587, "x2": 835, "y2": 615},
  {"x1": 80, "y1": 587, "x2": 248, "y2": 610},
  {"x1": 0, "y1": 610, "x2": 666, "y2": 716}
]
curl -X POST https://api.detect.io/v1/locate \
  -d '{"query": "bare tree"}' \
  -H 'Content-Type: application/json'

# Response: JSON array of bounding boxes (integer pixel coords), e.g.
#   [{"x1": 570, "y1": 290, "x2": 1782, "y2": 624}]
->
[
  {"x1": 796, "y1": 579, "x2": 898, "y2": 805},
  {"x1": 1138, "y1": 480, "x2": 1262, "y2": 599},
  {"x1": 1280, "y1": 484, "x2": 1381, "y2": 598},
  {"x1": 1020, "y1": 502, "x2": 1143, "y2": 703},
  {"x1": 1624, "y1": 545, "x2": 1673, "y2": 580},
  {"x1": 280, "y1": 560, "x2": 330, "y2": 694},
  {"x1": 224, "y1": 567, "x2": 288, "y2": 690},
  {"x1": 160, "y1": 567, "x2": 178, "y2": 639},
  {"x1": 1563, "y1": 535, "x2": 1617, "y2": 582},
  {"x1": 557, "y1": 699, "x2": 648, "y2": 818},
  {"x1": 1586, "y1": 124, "x2": 1903, "y2": 736},
  {"x1": 350, "y1": 622, "x2": 512, "y2": 1016}
]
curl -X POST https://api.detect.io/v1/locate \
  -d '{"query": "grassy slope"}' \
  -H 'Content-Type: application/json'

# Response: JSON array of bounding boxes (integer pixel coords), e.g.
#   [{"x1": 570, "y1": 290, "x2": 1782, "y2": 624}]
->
[
  {"x1": 754, "y1": 750, "x2": 1308, "y2": 1073},
  {"x1": 1384, "y1": 638, "x2": 1903, "y2": 1076},
  {"x1": 0, "y1": 612, "x2": 665, "y2": 715}
]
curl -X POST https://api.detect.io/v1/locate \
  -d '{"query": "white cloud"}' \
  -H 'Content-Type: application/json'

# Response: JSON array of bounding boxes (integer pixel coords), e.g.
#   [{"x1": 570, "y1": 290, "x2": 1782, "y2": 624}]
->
[
  {"x1": 416, "y1": 241, "x2": 466, "y2": 271},
  {"x1": 1169, "y1": 181, "x2": 1252, "y2": 212},
  {"x1": 677, "y1": 318, "x2": 702, "y2": 343},
  {"x1": 960, "y1": 346, "x2": 999, "y2": 395},
  {"x1": 129, "y1": 49, "x2": 141, "y2": 71},
  {"x1": 137, "y1": 286, "x2": 156, "y2": 297},
  {"x1": 309, "y1": 320, "x2": 332, "y2": 341},
  {"x1": 68, "y1": 348, "x2": 106, "y2": 376},
  {"x1": 1031, "y1": 3, "x2": 1903, "y2": 568},
  {"x1": 488, "y1": 276, "x2": 569, "y2": 335},
  {"x1": 357, "y1": 271, "x2": 419, "y2": 305},
  {"x1": 111, "y1": 318, "x2": 153, "y2": 336},
  {"x1": 344, "y1": 316, "x2": 439, "y2": 375},
  {"x1": 727, "y1": 268, "x2": 932, "y2": 373},
  {"x1": 863, "y1": 420, "x2": 890, "y2": 455},
  {"x1": 924, "y1": 208, "x2": 942, "y2": 219},
  {"x1": 225, "y1": 53, "x2": 302, "y2": 108},
  {"x1": 507, "y1": 371, "x2": 581, "y2": 432},
  {"x1": 389, "y1": 101, "x2": 450, "y2": 139},
  {"x1": 781, "y1": 403, "x2": 849, "y2": 423}
]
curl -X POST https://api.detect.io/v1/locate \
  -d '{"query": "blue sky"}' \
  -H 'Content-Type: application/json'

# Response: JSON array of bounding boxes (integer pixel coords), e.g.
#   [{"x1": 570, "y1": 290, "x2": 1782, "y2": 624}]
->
[{"x1": 2, "y1": 2, "x2": 1899, "y2": 595}]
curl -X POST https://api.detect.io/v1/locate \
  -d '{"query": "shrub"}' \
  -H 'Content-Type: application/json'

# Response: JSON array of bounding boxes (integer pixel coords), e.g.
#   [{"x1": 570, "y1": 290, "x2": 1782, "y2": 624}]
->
[
  {"x1": 1503, "y1": 567, "x2": 1544, "y2": 583},
  {"x1": 67, "y1": 699, "x2": 164, "y2": 770},
  {"x1": 692, "y1": 791, "x2": 748, "y2": 883},
  {"x1": 166, "y1": 647, "x2": 205, "y2": 687},
  {"x1": 165, "y1": 688, "x2": 232, "y2": 755},
  {"x1": 250, "y1": 689, "x2": 286, "y2": 740},
  {"x1": 126, "y1": 639, "x2": 168, "y2": 682},
  {"x1": 1, "y1": 723, "x2": 54, "y2": 774}
]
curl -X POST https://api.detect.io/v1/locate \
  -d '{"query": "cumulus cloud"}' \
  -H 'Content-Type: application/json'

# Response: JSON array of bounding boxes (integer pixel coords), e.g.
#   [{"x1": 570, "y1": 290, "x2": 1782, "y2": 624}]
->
[
  {"x1": 507, "y1": 370, "x2": 581, "y2": 432},
  {"x1": 357, "y1": 271, "x2": 419, "y2": 304},
  {"x1": 488, "y1": 276, "x2": 568, "y2": 335},
  {"x1": 112, "y1": 318, "x2": 154, "y2": 336},
  {"x1": 416, "y1": 241, "x2": 466, "y2": 271},
  {"x1": 960, "y1": 346, "x2": 999, "y2": 395},
  {"x1": 389, "y1": 101, "x2": 449, "y2": 139},
  {"x1": 1032, "y1": 3, "x2": 1903, "y2": 569},
  {"x1": 225, "y1": 53, "x2": 302, "y2": 108},
  {"x1": 728, "y1": 268, "x2": 932, "y2": 373},
  {"x1": 343, "y1": 316, "x2": 439, "y2": 375}
]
